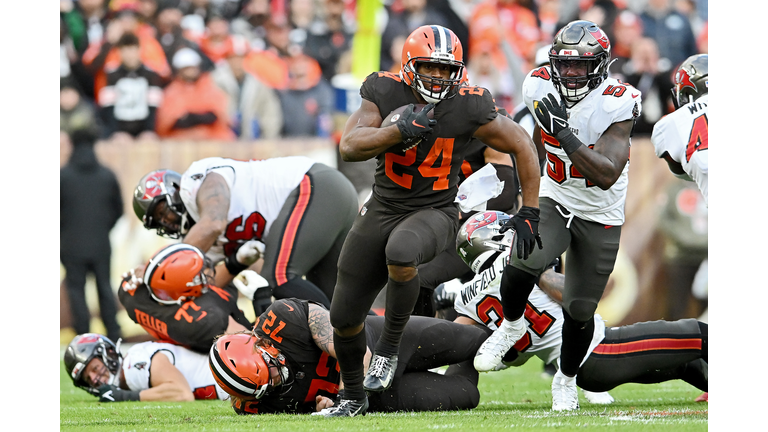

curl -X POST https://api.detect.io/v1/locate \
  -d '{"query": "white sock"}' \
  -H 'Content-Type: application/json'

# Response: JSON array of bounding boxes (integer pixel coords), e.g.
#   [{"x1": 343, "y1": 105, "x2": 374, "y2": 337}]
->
[{"x1": 501, "y1": 316, "x2": 525, "y2": 332}]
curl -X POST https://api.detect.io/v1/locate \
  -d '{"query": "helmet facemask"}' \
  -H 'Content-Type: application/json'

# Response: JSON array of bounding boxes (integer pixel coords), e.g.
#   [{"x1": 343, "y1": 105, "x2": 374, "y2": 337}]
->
[
  {"x1": 404, "y1": 58, "x2": 464, "y2": 104},
  {"x1": 550, "y1": 55, "x2": 611, "y2": 106},
  {"x1": 209, "y1": 333, "x2": 293, "y2": 401},
  {"x1": 133, "y1": 170, "x2": 189, "y2": 239},
  {"x1": 64, "y1": 334, "x2": 123, "y2": 394},
  {"x1": 456, "y1": 211, "x2": 515, "y2": 274}
]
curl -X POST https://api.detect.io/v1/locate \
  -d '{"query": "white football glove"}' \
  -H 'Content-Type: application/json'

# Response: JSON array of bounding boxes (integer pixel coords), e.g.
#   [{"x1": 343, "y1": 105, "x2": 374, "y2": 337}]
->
[
  {"x1": 232, "y1": 270, "x2": 270, "y2": 300},
  {"x1": 236, "y1": 240, "x2": 266, "y2": 266}
]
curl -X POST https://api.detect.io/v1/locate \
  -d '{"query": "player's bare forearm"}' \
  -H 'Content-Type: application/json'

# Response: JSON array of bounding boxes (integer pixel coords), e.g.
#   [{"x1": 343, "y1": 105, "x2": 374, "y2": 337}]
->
[
  {"x1": 536, "y1": 268, "x2": 564, "y2": 305},
  {"x1": 139, "y1": 382, "x2": 195, "y2": 402},
  {"x1": 339, "y1": 99, "x2": 401, "y2": 161},
  {"x1": 183, "y1": 173, "x2": 230, "y2": 251},
  {"x1": 308, "y1": 304, "x2": 336, "y2": 357},
  {"x1": 564, "y1": 120, "x2": 632, "y2": 190},
  {"x1": 340, "y1": 124, "x2": 402, "y2": 161}
]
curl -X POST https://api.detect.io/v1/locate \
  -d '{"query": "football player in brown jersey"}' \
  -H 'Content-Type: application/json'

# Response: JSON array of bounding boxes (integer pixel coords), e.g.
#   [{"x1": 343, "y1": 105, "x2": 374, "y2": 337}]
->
[
  {"x1": 118, "y1": 244, "x2": 253, "y2": 354},
  {"x1": 209, "y1": 296, "x2": 490, "y2": 415},
  {"x1": 323, "y1": 24, "x2": 542, "y2": 416}
]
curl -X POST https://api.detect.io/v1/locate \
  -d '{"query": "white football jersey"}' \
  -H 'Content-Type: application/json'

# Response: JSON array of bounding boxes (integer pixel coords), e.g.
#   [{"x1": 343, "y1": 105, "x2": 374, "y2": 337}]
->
[
  {"x1": 454, "y1": 251, "x2": 605, "y2": 367},
  {"x1": 180, "y1": 156, "x2": 316, "y2": 262},
  {"x1": 651, "y1": 94, "x2": 709, "y2": 206},
  {"x1": 122, "y1": 341, "x2": 229, "y2": 400},
  {"x1": 522, "y1": 67, "x2": 641, "y2": 225}
]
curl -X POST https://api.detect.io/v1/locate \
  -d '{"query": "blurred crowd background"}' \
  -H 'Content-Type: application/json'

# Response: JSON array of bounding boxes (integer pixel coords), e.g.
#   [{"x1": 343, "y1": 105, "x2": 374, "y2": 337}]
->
[
  {"x1": 60, "y1": 0, "x2": 708, "y2": 145},
  {"x1": 59, "y1": 0, "x2": 708, "y2": 343}
]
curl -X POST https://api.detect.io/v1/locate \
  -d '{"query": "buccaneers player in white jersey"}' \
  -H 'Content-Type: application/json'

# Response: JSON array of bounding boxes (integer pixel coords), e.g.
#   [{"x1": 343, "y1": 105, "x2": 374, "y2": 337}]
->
[
  {"x1": 651, "y1": 54, "x2": 708, "y2": 206},
  {"x1": 132, "y1": 156, "x2": 359, "y2": 314},
  {"x1": 473, "y1": 20, "x2": 643, "y2": 412},
  {"x1": 456, "y1": 212, "x2": 708, "y2": 404}
]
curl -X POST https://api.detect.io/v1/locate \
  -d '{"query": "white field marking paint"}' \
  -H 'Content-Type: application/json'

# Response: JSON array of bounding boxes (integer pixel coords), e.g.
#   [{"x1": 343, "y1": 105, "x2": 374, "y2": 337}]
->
[{"x1": 427, "y1": 425, "x2": 456, "y2": 429}]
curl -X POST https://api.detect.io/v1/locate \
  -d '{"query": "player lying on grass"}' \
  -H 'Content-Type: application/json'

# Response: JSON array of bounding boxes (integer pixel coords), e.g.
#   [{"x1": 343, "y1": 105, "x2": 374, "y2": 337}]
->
[
  {"x1": 452, "y1": 211, "x2": 708, "y2": 404},
  {"x1": 208, "y1": 282, "x2": 489, "y2": 415},
  {"x1": 118, "y1": 243, "x2": 254, "y2": 354},
  {"x1": 64, "y1": 333, "x2": 229, "y2": 402}
]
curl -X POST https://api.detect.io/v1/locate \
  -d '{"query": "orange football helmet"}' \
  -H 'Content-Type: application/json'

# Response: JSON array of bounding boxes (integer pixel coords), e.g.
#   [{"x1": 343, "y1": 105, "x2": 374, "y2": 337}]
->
[
  {"x1": 208, "y1": 333, "x2": 291, "y2": 400},
  {"x1": 143, "y1": 243, "x2": 213, "y2": 305},
  {"x1": 400, "y1": 25, "x2": 465, "y2": 103}
]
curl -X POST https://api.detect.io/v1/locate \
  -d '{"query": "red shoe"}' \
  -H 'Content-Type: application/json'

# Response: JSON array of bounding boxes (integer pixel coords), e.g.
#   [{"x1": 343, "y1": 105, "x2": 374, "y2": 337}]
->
[{"x1": 695, "y1": 392, "x2": 708, "y2": 402}]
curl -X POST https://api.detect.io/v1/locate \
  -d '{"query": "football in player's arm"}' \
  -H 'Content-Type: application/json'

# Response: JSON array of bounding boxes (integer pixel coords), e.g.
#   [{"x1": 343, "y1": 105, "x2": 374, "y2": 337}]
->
[
  {"x1": 64, "y1": 333, "x2": 229, "y2": 402},
  {"x1": 323, "y1": 24, "x2": 542, "y2": 417}
]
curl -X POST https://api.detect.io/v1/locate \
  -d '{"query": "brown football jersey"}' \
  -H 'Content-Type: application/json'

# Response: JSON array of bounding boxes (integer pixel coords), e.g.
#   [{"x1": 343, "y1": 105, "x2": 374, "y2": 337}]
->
[
  {"x1": 119, "y1": 280, "x2": 251, "y2": 353},
  {"x1": 360, "y1": 71, "x2": 498, "y2": 211},
  {"x1": 240, "y1": 298, "x2": 341, "y2": 414}
]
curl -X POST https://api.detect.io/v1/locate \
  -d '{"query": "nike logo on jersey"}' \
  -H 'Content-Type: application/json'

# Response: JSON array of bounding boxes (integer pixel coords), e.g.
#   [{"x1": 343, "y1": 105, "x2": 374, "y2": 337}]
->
[
  {"x1": 195, "y1": 311, "x2": 207, "y2": 321},
  {"x1": 412, "y1": 120, "x2": 426, "y2": 128},
  {"x1": 285, "y1": 304, "x2": 294, "y2": 311},
  {"x1": 631, "y1": 93, "x2": 639, "y2": 98}
]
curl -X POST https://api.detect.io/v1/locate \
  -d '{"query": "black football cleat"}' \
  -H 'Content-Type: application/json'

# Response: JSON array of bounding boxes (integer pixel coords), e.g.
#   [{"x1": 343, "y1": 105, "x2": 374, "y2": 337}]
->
[
  {"x1": 363, "y1": 354, "x2": 398, "y2": 392},
  {"x1": 311, "y1": 396, "x2": 369, "y2": 417}
]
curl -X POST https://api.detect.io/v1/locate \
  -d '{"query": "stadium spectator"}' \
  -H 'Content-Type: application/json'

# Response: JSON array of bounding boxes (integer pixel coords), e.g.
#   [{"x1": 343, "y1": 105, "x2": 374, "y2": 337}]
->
[
  {"x1": 639, "y1": 0, "x2": 697, "y2": 68},
  {"x1": 610, "y1": 9, "x2": 644, "y2": 78},
  {"x1": 242, "y1": 18, "x2": 293, "y2": 89},
  {"x1": 131, "y1": 155, "x2": 358, "y2": 314},
  {"x1": 199, "y1": 12, "x2": 235, "y2": 64},
  {"x1": 465, "y1": 40, "x2": 515, "y2": 113},
  {"x1": 230, "y1": 0, "x2": 272, "y2": 51},
  {"x1": 212, "y1": 37, "x2": 283, "y2": 140},
  {"x1": 468, "y1": 0, "x2": 541, "y2": 70},
  {"x1": 82, "y1": 4, "x2": 171, "y2": 105},
  {"x1": 118, "y1": 244, "x2": 252, "y2": 353},
  {"x1": 60, "y1": 80, "x2": 101, "y2": 139},
  {"x1": 99, "y1": 32, "x2": 165, "y2": 141},
  {"x1": 153, "y1": 2, "x2": 216, "y2": 73},
  {"x1": 380, "y1": 0, "x2": 455, "y2": 72},
  {"x1": 278, "y1": 55, "x2": 333, "y2": 137},
  {"x1": 155, "y1": 48, "x2": 235, "y2": 140},
  {"x1": 63, "y1": 332, "x2": 230, "y2": 402},
  {"x1": 61, "y1": 13, "x2": 97, "y2": 101},
  {"x1": 303, "y1": 0, "x2": 354, "y2": 82},
  {"x1": 619, "y1": 37, "x2": 673, "y2": 136},
  {"x1": 60, "y1": 128, "x2": 124, "y2": 343},
  {"x1": 60, "y1": 0, "x2": 109, "y2": 53},
  {"x1": 209, "y1": 297, "x2": 490, "y2": 415}
]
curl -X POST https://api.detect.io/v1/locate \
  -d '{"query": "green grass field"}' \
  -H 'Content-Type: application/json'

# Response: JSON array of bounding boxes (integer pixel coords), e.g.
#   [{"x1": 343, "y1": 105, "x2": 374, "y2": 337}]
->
[{"x1": 60, "y1": 350, "x2": 707, "y2": 432}]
